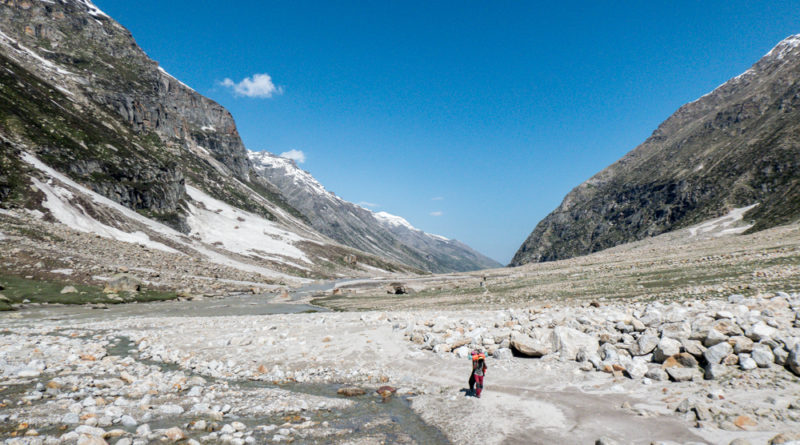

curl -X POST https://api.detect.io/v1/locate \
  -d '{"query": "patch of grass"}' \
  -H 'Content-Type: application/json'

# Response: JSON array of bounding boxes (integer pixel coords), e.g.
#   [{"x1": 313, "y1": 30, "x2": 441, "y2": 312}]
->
[{"x1": 0, "y1": 273, "x2": 177, "y2": 310}]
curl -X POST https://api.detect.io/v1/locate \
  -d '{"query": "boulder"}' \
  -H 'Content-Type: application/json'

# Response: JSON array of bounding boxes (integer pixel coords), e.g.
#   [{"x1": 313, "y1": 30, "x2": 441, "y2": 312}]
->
[
  {"x1": 747, "y1": 322, "x2": 777, "y2": 342},
  {"x1": 704, "y1": 364, "x2": 728, "y2": 380},
  {"x1": 680, "y1": 338, "x2": 706, "y2": 357},
  {"x1": 60, "y1": 286, "x2": 78, "y2": 294},
  {"x1": 551, "y1": 327, "x2": 598, "y2": 361},
  {"x1": 337, "y1": 387, "x2": 366, "y2": 397},
  {"x1": 773, "y1": 346, "x2": 789, "y2": 366},
  {"x1": 653, "y1": 337, "x2": 681, "y2": 363},
  {"x1": 625, "y1": 359, "x2": 649, "y2": 380},
  {"x1": 163, "y1": 427, "x2": 186, "y2": 442},
  {"x1": 104, "y1": 273, "x2": 142, "y2": 293},
  {"x1": 492, "y1": 348, "x2": 513, "y2": 360},
  {"x1": 636, "y1": 335, "x2": 659, "y2": 355},
  {"x1": 787, "y1": 343, "x2": 800, "y2": 376},
  {"x1": 666, "y1": 367, "x2": 699, "y2": 382},
  {"x1": 704, "y1": 342, "x2": 732, "y2": 365},
  {"x1": 751, "y1": 343, "x2": 774, "y2": 368},
  {"x1": 510, "y1": 333, "x2": 550, "y2": 357},
  {"x1": 739, "y1": 354, "x2": 757, "y2": 371},
  {"x1": 704, "y1": 328, "x2": 729, "y2": 347},
  {"x1": 730, "y1": 336, "x2": 754, "y2": 354}
]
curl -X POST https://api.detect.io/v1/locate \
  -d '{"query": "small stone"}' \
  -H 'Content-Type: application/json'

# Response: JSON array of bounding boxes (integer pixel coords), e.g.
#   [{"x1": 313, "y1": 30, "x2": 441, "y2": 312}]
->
[
  {"x1": 738, "y1": 355, "x2": 757, "y2": 371},
  {"x1": 337, "y1": 387, "x2": 366, "y2": 396},
  {"x1": 596, "y1": 436, "x2": 621, "y2": 445},
  {"x1": 163, "y1": 427, "x2": 186, "y2": 442},
  {"x1": 158, "y1": 404, "x2": 184, "y2": 415},
  {"x1": 733, "y1": 415, "x2": 757, "y2": 430},
  {"x1": 120, "y1": 415, "x2": 137, "y2": 428}
]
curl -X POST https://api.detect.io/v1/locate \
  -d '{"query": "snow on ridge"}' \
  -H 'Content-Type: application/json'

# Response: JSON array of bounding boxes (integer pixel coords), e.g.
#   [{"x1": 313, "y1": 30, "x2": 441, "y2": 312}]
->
[
  {"x1": 0, "y1": 29, "x2": 76, "y2": 77},
  {"x1": 78, "y1": 0, "x2": 109, "y2": 18},
  {"x1": 157, "y1": 66, "x2": 194, "y2": 92},
  {"x1": 21, "y1": 152, "x2": 306, "y2": 280},
  {"x1": 689, "y1": 34, "x2": 800, "y2": 105},
  {"x1": 248, "y1": 150, "x2": 335, "y2": 200},
  {"x1": 374, "y1": 211, "x2": 417, "y2": 231}
]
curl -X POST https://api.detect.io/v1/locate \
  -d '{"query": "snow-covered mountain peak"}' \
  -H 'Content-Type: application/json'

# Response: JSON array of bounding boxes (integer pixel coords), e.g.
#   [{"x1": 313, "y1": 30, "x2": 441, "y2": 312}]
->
[
  {"x1": 248, "y1": 150, "x2": 334, "y2": 200},
  {"x1": 373, "y1": 211, "x2": 417, "y2": 231}
]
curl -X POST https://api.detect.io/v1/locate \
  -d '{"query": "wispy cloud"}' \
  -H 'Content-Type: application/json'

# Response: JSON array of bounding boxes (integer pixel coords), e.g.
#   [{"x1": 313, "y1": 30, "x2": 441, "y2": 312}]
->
[
  {"x1": 430, "y1": 211, "x2": 443, "y2": 216},
  {"x1": 431, "y1": 196, "x2": 444, "y2": 201},
  {"x1": 279, "y1": 149, "x2": 306, "y2": 164},
  {"x1": 358, "y1": 201, "x2": 379, "y2": 208},
  {"x1": 221, "y1": 73, "x2": 283, "y2": 98}
]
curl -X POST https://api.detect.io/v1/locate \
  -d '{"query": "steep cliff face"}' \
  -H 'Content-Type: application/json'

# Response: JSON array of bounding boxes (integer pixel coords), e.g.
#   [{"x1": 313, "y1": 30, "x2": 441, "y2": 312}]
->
[
  {"x1": 249, "y1": 151, "x2": 502, "y2": 272},
  {"x1": 511, "y1": 35, "x2": 800, "y2": 266}
]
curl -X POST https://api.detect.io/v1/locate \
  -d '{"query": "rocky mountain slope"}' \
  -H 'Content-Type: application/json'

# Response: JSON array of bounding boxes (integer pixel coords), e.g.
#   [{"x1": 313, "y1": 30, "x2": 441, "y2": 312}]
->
[
  {"x1": 0, "y1": 0, "x2": 494, "y2": 280},
  {"x1": 511, "y1": 34, "x2": 800, "y2": 265},
  {"x1": 249, "y1": 151, "x2": 501, "y2": 273}
]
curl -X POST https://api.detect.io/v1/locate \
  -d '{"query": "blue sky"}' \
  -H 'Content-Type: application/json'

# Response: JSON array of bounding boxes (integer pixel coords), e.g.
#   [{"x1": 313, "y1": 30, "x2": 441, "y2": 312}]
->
[{"x1": 95, "y1": 1, "x2": 799, "y2": 264}]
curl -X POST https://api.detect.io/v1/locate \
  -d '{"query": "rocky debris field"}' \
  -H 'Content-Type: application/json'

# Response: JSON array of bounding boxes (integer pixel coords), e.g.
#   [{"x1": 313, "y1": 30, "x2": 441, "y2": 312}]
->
[{"x1": 3, "y1": 292, "x2": 800, "y2": 444}]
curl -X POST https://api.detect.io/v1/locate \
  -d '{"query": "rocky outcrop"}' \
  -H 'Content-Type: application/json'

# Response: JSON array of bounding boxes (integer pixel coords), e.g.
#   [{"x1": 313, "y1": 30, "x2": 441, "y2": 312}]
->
[{"x1": 511, "y1": 35, "x2": 800, "y2": 265}]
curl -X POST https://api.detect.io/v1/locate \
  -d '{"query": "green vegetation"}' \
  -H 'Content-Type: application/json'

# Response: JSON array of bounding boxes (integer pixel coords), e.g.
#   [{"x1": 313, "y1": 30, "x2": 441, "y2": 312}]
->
[{"x1": 0, "y1": 273, "x2": 178, "y2": 311}]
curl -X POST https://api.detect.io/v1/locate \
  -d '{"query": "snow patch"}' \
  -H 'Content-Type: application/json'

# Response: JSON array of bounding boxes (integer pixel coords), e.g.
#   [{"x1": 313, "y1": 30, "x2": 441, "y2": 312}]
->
[
  {"x1": 22, "y1": 152, "x2": 305, "y2": 280},
  {"x1": 31, "y1": 176, "x2": 180, "y2": 253},
  {"x1": 78, "y1": 0, "x2": 109, "y2": 18},
  {"x1": 0, "y1": 29, "x2": 75, "y2": 76},
  {"x1": 249, "y1": 150, "x2": 335, "y2": 201},
  {"x1": 185, "y1": 185, "x2": 311, "y2": 267},
  {"x1": 201, "y1": 125, "x2": 216, "y2": 132},
  {"x1": 687, "y1": 204, "x2": 758, "y2": 238},
  {"x1": 51, "y1": 268, "x2": 74, "y2": 275}
]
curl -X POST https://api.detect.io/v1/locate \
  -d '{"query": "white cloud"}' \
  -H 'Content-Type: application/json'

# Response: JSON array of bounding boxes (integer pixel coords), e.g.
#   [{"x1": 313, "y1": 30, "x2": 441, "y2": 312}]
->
[
  {"x1": 358, "y1": 201, "x2": 379, "y2": 208},
  {"x1": 431, "y1": 196, "x2": 444, "y2": 201},
  {"x1": 221, "y1": 73, "x2": 282, "y2": 98},
  {"x1": 430, "y1": 211, "x2": 443, "y2": 217},
  {"x1": 279, "y1": 149, "x2": 306, "y2": 164}
]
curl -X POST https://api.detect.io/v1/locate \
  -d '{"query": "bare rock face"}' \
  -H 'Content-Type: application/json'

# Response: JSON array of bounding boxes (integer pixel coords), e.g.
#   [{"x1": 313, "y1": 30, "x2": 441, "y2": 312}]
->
[{"x1": 511, "y1": 34, "x2": 800, "y2": 266}]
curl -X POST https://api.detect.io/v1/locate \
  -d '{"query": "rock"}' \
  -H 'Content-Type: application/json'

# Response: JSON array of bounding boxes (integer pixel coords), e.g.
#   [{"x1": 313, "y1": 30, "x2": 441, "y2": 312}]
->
[
  {"x1": 337, "y1": 387, "x2": 366, "y2": 396},
  {"x1": 728, "y1": 294, "x2": 744, "y2": 304},
  {"x1": 739, "y1": 355, "x2": 757, "y2": 371},
  {"x1": 376, "y1": 386, "x2": 397, "y2": 400},
  {"x1": 680, "y1": 339, "x2": 706, "y2": 357},
  {"x1": 158, "y1": 404, "x2": 184, "y2": 415},
  {"x1": 120, "y1": 415, "x2": 137, "y2": 428},
  {"x1": 730, "y1": 336, "x2": 754, "y2": 354},
  {"x1": 136, "y1": 424, "x2": 151, "y2": 436},
  {"x1": 653, "y1": 337, "x2": 682, "y2": 363},
  {"x1": 770, "y1": 432, "x2": 800, "y2": 444},
  {"x1": 704, "y1": 364, "x2": 728, "y2": 380},
  {"x1": 60, "y1": 285, "x2": 78, "y2": 294},
  {"x1": 666, "y1": 367, "x2": 699, "y2": 382},
  {"x1": 711, "y1": 319, "x2": 742, "y2": 336},
  {"x1": 693, "y1": 404, "x2": 712, "y2": 421},
  {"x1": 645, "y1": 367, "x2": 668, "y2": 381},
  {"x1": 551, "y1": 327, "x2": 598, "y2": 361},
  {"x1": 728, "y1": 439, "x2": 752, "y2": 445},
  {"x1": 77, "y1": 435, "x2": 108, "y2": 445},
  {"x1": 662, "y1": 352, "x2": 698, "y2": 369},
  {"x1": 751, "y1": 343, "x2": 774, "y2": 368},
  {"x1": 190, "y1": 420, "x2": 207, "y2": 431},
  {"x1": 748, "y1": 322, "x2": 776, "y2": 342},
  {"x1": 787, "y1": 343, "x2": 800, "y2": 376},
  {"x1": 636, "y1": 335, "x2": 659, "y2": 355},
  {"x1": 492, "y1": 347, "x2": 513, "y2": 360},
  {"x1": 510, "y1": 333, "x2": 550, "y2": 357},
  {"x1": 704, "y1": 342, "x2": 732, "y2": 365},
  {"x1": 704, "y1": 328, "x2": 729, "y2": 347},
  {"x1": 733, "y1": 415, "x2": 757, "y2": 430},
  {"x1": 163, "y1": 427, "x2": 186, "y2": 441},
  {"x1": 625, "y1": 359, "x2": 648, "y2": 379},
  {"x1": 773, "y1": 346, "x2": 789, "y2": 366},
  {"x1": 722, "y1": 354, "x2": 739, "y2": 366},
  {"x1": 595, "y1": 437, "x2": 621, "y2": 445},
  {"x1": 62, "y1": 413, "x2": 80, "y2": 424},
  {"x1": 104, "y1": 273, "x2": 142, "y2": 293}
]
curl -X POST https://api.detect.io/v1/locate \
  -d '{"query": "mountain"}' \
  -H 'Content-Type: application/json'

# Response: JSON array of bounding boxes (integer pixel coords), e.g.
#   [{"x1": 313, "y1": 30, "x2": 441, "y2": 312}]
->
[
  {"x1": 248, "y1": 151, "x2": 502, "y2": 273},
  {"x1": 511, "y1": 34, "x2": 800, "y2": 266},
  {"x1": 0, "y1": 0, "x2": 450, "y2": 281}
]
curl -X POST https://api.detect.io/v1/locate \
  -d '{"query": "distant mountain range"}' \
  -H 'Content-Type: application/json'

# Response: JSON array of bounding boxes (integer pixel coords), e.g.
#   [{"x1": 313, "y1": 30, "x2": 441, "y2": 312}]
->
[
  {"x1": 512, "y1": 34, "x2": 800, "y2": 265},
  {"x1": 0, "y1": 0, "x2": 497, "y2": 279},
  {"x1": 249, "y1": 151, "x2": 501, "y2": 273}
]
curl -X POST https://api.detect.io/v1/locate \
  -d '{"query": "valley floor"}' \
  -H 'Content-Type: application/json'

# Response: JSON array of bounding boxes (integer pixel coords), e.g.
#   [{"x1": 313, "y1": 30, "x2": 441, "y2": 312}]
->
[{"x1": 1, "y1": 218, "x2": 800, "y2": 444}]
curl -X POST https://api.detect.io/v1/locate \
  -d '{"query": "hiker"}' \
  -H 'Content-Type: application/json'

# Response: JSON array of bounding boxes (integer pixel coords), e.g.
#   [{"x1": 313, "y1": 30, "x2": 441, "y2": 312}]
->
[{"x1": 469, "y1": 350, "x2": 487, "y2": 397}]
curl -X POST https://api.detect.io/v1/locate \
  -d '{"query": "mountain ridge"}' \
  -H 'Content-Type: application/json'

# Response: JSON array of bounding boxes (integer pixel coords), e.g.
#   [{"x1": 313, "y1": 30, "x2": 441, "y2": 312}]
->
[{"x1": 511, "y1": 33, "x2": 800, "y2": 266}]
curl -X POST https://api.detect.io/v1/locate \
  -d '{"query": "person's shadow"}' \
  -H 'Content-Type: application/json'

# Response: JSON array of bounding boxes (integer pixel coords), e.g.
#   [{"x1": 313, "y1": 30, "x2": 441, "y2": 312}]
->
[{"x1": 459, "y1": 388, "x2": 475, "y2": 397}]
